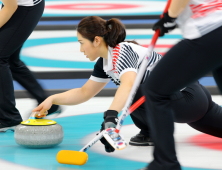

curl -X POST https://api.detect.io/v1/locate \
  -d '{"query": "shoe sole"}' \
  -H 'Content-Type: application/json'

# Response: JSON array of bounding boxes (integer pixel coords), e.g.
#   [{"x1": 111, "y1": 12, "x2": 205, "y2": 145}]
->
[
  {"x1": 0, "y1": 126, "x2": 16, "y2": 133},
  {"x1": 138, "y1": 167, "x2": 149, "y2": 170},
  {"x1": 129, "y1": 141, "x2": 154, "y2": 146}
]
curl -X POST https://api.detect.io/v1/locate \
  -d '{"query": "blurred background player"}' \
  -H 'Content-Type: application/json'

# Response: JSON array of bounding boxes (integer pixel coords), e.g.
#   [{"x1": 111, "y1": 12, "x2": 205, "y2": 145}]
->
[{"x1": 0, "y1": 0, "x2": 60, "y2": 132}]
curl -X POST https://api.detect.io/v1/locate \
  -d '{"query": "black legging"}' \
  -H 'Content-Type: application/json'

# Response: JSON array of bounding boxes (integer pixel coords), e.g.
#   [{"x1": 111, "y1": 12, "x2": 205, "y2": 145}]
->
[
  {"x1": 141, "y1": 25, "x2": 222, "y2": 170},
  {"x1": 131, "y1": 81, "x2": 222, "y2": 138},
  {"x1": 0, "y1": 1, "x2": 49, "y2": 127}
]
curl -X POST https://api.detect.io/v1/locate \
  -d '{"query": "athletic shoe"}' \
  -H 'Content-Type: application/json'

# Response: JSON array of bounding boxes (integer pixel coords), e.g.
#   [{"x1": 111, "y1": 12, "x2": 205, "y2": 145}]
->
[
  {"x1": 138, "y1": 167, "x2": 149, "y2": 170},
  {"x1": 129, "y1": 133, "x2": 154, "y2": 146},
  {"x1": 47, "y1": 105, "x2": 60, "y2": 115},
  {"x1": 0, "y1": 123, "x2": 18, "y2": 133}
]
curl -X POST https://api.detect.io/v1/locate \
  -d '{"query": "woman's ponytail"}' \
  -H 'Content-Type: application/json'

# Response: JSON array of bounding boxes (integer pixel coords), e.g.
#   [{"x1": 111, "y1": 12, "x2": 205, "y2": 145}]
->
[
  {"x1": 103, "y1": 18, "x2": 126, "y2": 47},
  {"x1": 77, "y1": 16, "x2": 139, "y2": 47}
]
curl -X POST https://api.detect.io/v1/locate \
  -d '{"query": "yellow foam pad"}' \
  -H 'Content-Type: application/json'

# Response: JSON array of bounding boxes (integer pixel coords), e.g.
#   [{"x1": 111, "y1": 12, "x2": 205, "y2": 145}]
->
[
  {"x1": 57, "y1": 150, "x2": 88, "y2": 165},
  {"x1": 21, "y1": 119, "x2": 57, "y2": 126}
]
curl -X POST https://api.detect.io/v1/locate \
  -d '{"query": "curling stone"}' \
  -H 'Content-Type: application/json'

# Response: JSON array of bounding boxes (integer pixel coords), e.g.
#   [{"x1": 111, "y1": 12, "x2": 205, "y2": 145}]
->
[{"x1": 14, "y1": 112, "x2": 63, "y2": 148}]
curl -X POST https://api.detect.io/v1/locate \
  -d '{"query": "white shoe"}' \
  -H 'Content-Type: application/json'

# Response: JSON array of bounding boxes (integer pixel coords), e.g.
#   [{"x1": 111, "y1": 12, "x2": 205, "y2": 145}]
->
[
  {"x1": 0, "y1": 126, "x2": 16, "y2": 132},
  {"x1": 138, "y1": 167, "x2": 149, "y2": 170}
]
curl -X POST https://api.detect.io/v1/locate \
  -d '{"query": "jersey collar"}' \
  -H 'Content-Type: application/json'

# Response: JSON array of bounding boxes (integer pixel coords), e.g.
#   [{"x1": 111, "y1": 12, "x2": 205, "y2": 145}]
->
[{"x1": 103, "y1": 46, "x2": 113, "y2": 73}]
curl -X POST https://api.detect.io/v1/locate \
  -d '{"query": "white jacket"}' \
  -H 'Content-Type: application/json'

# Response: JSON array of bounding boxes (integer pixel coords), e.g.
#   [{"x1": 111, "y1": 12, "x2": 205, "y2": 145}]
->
[{"x1": 177, "y1": 0, "x2": 222, "y2": 39}]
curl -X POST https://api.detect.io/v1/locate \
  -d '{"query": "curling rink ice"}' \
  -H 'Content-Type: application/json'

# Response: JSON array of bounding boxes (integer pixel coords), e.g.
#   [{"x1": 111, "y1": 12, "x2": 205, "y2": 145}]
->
[{"x1": 1, "y1": 96, "x2": 222, "y2": 170}]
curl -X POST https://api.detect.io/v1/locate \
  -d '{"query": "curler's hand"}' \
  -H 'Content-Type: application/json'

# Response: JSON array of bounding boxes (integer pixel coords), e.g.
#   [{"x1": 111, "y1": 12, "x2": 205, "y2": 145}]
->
[
  {"x1": 153, "y1": 11, "x2": 177, "y2": 37},
  {"x1": 100, "y1": 110, "x2": 119, "y2": 153},
  {"x1": 32, "y1": 97, "x2": 53, "y2": 117}
]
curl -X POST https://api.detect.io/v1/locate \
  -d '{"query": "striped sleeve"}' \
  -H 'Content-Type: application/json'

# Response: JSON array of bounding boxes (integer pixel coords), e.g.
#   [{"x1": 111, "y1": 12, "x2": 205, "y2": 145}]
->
[
  {"x1": 140, "y1": 51, "x2": 163, "y2": 83},
  {"x1": 34, "y1": 0, "x2": 42, "y2": 5},
  {"x1": 90, "y1": 57, "x2": 110, "y2": 83},
  {"x1": 137, "y1": 51, "x2": 162, "y2": 70},
  {"x1": 115, "y1": 44, "x2": 139, "y2": 78},
  {"x1": 147, "y1": 51, "x2": 162, "y2": 68}
]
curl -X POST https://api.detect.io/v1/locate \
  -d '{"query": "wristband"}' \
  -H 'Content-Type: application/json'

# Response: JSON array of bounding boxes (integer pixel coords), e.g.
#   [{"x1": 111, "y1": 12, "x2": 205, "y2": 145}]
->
[
  {"x1": 103, "y1": 110, "x2": 118, "y2": 119},
  {"x1": 163, "y1": 11, "x2": 177, "y2": 22}
]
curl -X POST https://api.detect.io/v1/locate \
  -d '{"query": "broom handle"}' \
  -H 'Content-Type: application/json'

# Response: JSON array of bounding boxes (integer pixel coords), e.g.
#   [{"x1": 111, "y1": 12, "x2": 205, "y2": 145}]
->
[{"x1": 80, "y1": 131, "x2": 104, "y2": 152}]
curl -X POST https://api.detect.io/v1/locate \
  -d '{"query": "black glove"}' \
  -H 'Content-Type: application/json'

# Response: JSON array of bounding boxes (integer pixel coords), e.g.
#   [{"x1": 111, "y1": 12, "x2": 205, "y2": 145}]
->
[
  {"x1": 100, "y1": 110, "x2": 118, "y2": 153},
  {"x1": 152, "y1": 11, "x2": 177, "y2": 37}
]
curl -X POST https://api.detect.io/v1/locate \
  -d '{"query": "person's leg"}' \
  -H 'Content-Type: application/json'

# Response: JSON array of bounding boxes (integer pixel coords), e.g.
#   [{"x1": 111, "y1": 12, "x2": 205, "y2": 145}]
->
[
  {"x1": 0, "y1": 1, "x2": 45, "y2": 128},
  {"x1": 9, "y1": 45, "x2": 60, "y2": 114},
  {"x1": 171, "y1": 81, "x2": 209, "y2": 123},
  {"x1": 9, "y1": 46, "x2": 47, "y2": 104},
  {"x1": 130, "y1": 81, "x2": 210, "y2": 145},
  {"x1": 130, "y1": 89, "x2": 149, "y2": 137},
  {"x1": 130, "y1": 110, "x2": 149, "y2": 136},
  {"x1": 129, "y1": 86, "x2": 153, "y2": 146},
  {"x1": 130, "y1": 86, "x2": 149, "y2": 135},
  {"x1": 0, "y1": 61, "x2": 22, "y2": 128},
  {"x1": 130, "y1": 108, "x2": 154, "y2": 146},
  {"x1": 142, "y1": 26, "x2": 222, "y2": 170},
  {"x1": 188, "y1": 84, "x2": 222, "y2": 138},
  {"x1": 212, "y1": 65, "x2": 222, "y2": 93}
]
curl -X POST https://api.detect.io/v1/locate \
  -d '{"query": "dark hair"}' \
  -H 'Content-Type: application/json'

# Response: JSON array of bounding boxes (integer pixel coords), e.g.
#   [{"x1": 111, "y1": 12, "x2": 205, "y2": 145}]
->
[{"x1": 77, "y1": 16, "x2": 139, "y2": 48}]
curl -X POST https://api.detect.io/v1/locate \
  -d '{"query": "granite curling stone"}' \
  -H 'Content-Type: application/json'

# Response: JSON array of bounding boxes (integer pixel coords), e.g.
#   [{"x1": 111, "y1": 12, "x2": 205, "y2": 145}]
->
[{"x1": 14, "y1": 116, "x2": 63, "y2": 148}]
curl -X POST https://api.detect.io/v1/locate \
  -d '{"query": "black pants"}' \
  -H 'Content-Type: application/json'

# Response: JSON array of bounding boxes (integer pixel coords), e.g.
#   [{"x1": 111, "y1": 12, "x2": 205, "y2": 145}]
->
[
  {"x1": 141, "y1": 25, "x2": 222, "y2": 170},
  {"x1": 0, "y1": 1, "x2": 47, "y2": 127},
  {"x1": 131, "y1": 81, "x2": 222, "y2": 138}
]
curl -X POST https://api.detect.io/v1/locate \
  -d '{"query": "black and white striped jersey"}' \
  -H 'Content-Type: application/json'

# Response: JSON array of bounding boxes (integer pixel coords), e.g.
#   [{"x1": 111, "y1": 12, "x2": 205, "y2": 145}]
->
[
  {"x1": 90, "y1": 42, "x2": 162, "y2": 86},
  {"x1": 1, "y1": 0, "x2": 43, "y2": 6}
]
